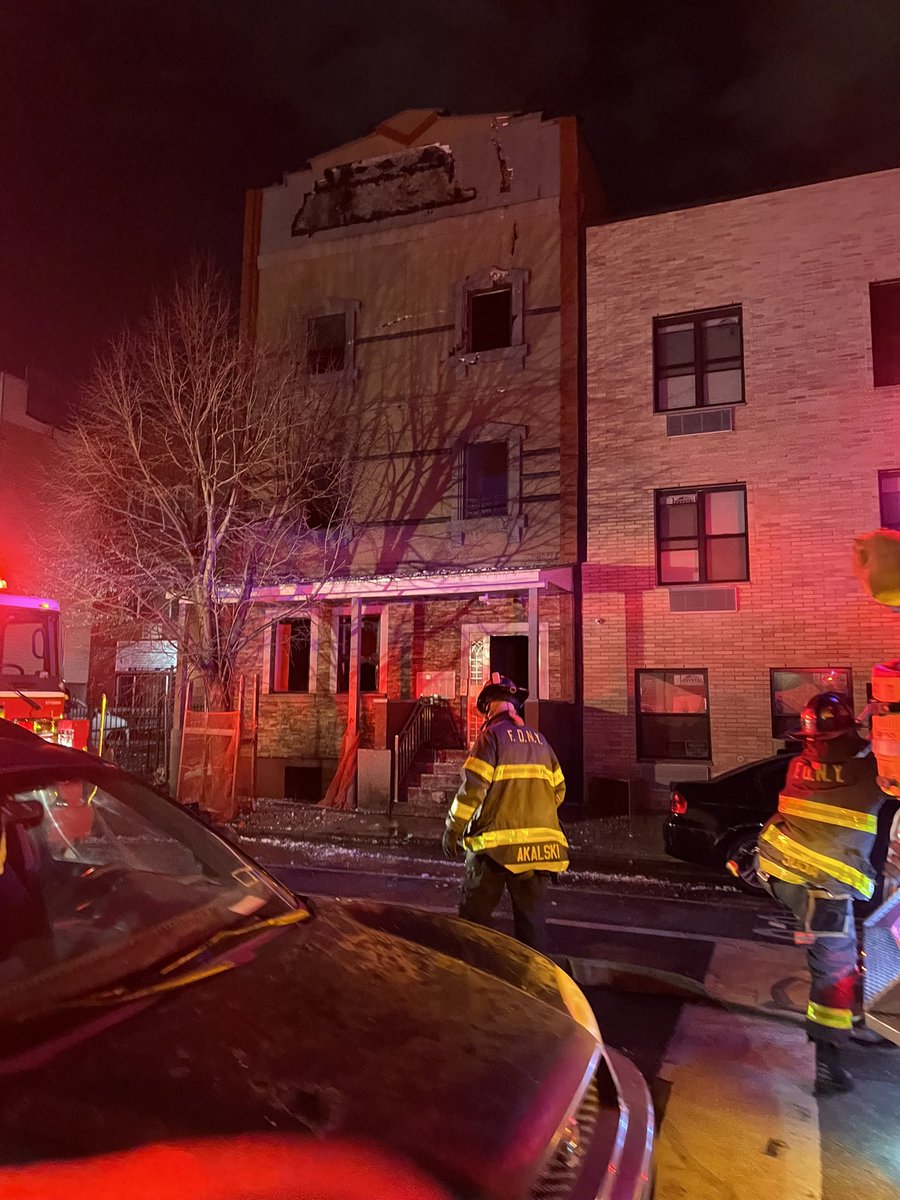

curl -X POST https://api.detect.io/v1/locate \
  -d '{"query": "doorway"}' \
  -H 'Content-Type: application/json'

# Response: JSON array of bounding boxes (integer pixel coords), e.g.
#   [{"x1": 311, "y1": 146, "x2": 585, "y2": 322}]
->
[{"x1": 489, "y1": 635, "x2": 529, "y2": 691}]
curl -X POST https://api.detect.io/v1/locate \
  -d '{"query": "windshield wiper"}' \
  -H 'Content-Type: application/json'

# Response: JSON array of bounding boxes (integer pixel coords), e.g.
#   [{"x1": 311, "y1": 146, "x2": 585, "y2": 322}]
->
[{"x1": 62, "y1": 907, "x2": 311, "y2": 1009}]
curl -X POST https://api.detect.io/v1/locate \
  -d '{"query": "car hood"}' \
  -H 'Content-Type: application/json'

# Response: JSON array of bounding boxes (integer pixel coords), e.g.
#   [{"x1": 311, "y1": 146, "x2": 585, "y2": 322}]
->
[{"x1": 0, "y1": 899, "x2": 599, "y2": 1200}]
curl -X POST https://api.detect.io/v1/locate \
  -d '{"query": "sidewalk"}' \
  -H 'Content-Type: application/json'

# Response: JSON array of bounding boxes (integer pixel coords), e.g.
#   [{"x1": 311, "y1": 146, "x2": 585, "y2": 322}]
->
[{"x1": 232, "y1": 800, "x2": 726, "y2": 886}]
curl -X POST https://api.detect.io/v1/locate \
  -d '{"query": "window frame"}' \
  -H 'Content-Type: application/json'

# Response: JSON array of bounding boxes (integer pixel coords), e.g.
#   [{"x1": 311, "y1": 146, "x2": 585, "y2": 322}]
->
[
  {"x1": 870, "y1": 279, "x2": 900, "y2": 388},
  {"x1": 452, "y1": 267, "x2": 528, "y2": 377},
  {"x1": 769, "y1": 667, "x2": 853, "y2": 739},
  {"x1": 655, "y1": 484, "x2": 749, "y2": 586},
  {"x1": 269, "y1": 617, "x2": 313, "y2": 695},
  {"x1": 335, "y1": 611, "x2": 383, "y2": 695},
  {"x1": 635, "y1": 668, "x2": 711, "y2": 762},
  {"x1": 300, "y1": 299, "x2": 360, "y2": 382},
  {"x1": 461, "y1": 439, "x2": 510, "y2": 519},
  {"x1": 653, "y1": 305, "x2": 745, "y2": 413},
  {"x1": 878, "y1": 468, "x2": 900, "y2": 531}
]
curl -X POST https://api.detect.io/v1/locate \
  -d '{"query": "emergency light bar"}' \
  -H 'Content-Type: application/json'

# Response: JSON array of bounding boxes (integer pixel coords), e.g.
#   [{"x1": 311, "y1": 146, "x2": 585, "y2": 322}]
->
[{"x1": 0, "y1": 593, "x2": 60, "y2": 611}]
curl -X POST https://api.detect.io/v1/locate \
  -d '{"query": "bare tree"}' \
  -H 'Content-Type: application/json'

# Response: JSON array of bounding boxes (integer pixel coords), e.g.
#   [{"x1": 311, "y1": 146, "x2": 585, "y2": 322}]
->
[{"x1": 51, "y1": 265, "x2": 359, "y2": 711}]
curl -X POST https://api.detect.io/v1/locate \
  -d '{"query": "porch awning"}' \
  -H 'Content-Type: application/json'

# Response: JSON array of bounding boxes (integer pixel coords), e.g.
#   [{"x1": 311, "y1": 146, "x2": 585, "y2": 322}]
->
[{"x1": 250, "y1": 566, "x2": 573, "y2": 603}]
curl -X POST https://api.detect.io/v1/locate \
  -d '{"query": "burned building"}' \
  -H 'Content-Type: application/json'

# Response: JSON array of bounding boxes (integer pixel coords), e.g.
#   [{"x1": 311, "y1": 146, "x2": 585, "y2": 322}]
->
[{"x1": 239, "y1": 109, "x2": 602, "y2": 809}]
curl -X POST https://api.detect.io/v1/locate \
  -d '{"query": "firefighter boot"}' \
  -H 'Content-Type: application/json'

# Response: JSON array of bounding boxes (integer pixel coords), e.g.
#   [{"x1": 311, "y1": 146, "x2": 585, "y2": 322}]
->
[{"x1": 814, "y1": 1041, "x2": 854, "y2": 1096}]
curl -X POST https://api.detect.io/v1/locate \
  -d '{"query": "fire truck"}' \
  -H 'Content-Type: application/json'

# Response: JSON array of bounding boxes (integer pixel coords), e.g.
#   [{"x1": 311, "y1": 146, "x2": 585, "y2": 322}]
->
[{"x1": 0, "y1": 582, "x2": 89, "y2": 749}]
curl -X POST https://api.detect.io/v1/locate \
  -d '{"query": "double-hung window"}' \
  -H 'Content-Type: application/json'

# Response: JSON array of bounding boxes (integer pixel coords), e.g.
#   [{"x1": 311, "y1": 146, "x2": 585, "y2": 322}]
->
[
  {"x1": 636, "y1": 669, "x2": 711, "y2": 760},
  {"x1": 271, "y1": 618, "x2": 312, "y2": 693},
  {"x1": 336, "y1": 614, "x2": 381, "y2": 693},
  {"x1": 656, "y1": 486, "x2": 749, "y2": 585},
  {"x1": 654, "y1": 307, "x2": 743, "y2": 411},
  {"x1": 462, "y1": 441, "x2": 508, "y2": 518}
]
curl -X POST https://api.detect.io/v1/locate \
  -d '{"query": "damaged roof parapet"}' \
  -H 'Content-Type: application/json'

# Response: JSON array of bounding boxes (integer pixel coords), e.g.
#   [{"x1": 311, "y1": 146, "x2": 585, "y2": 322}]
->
[{"x1": 291, "y1": 144, "x2": 475, "y2": 237}]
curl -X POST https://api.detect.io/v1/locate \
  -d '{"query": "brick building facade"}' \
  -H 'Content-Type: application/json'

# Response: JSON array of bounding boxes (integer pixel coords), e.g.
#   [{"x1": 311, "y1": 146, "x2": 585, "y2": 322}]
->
[
  {"x1": 583, "y1": 167, "x2": 900, "y2": 804},
  {"x1": 240, "y1": 110, "x2": 601, "y2": 803}
]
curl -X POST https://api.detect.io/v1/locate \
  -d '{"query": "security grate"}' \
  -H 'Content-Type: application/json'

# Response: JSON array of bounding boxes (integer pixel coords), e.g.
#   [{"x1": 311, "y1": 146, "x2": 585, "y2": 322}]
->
[{"x1": 666, "y1": 407, "x2": 734, "y2": 437}]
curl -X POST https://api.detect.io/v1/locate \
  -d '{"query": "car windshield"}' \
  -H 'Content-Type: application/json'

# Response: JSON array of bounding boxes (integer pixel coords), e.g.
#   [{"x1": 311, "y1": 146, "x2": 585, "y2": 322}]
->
[{"x1": 0, "y1": 767, "x2": 300, "y2": 1019}]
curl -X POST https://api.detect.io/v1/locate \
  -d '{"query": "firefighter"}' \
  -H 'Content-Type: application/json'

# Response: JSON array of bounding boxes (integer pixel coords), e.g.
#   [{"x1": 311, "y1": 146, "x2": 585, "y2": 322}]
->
[
  {"x1": 442, "y1": 674, "x2": 567, "y2": 953},
  {"x1": 756, "y1": 691, "x2": 884, "y2": 1095}
]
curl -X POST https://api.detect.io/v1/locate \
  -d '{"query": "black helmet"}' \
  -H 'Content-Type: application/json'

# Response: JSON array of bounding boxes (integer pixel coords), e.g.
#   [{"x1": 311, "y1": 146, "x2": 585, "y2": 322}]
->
[
  {"x1": 476, "y1": 673, "x2": 528, "y2": 715},
  {"x1": 792, "y1": 691, "x2": 857, "y2": 741}
]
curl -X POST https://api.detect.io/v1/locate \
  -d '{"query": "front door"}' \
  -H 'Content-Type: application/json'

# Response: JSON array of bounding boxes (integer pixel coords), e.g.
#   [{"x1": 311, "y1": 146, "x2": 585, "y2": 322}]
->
[{"x1": 489, "y1": 635, "x2": 529, "y2": 692}]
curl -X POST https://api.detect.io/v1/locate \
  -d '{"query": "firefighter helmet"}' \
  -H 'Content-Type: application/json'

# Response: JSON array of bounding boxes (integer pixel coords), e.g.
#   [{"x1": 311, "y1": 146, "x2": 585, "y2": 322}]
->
[
  {"x1": 792, "y1": 691, "x2": 858, "y2": 740},
  {"x1": 476, "y1": 673, "x2": 528, "y2": 715}
]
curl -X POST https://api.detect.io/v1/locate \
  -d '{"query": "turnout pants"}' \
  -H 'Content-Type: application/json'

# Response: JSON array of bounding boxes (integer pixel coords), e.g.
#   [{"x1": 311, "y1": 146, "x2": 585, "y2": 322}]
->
[
  {"x1": 767, "y1": 878, "x2": 858, "y2": 1044},
  {"x1": 459, "y1": 853, "x2": 550, "y2": 953}
]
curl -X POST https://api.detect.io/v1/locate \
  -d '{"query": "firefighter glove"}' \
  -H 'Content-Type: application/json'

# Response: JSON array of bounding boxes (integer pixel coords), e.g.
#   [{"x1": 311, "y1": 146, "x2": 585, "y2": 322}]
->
[{"x1": 442, "y1": 827, "x2": 460, "y2": 859}]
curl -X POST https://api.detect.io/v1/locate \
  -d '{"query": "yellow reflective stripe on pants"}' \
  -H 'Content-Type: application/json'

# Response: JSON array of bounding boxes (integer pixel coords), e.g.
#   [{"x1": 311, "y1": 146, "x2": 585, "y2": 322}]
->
[
  {"x1": 779, "y1": 795, "x2": 877, "y2": 833},
  {"x1": 463, "y1": 826, "x2": 568, "y2": 852},
  {"x1": 757, "y1": 855, "x2": 808, "y2": 887},
  {"x1": 492, "y1": 764, "x2": 556, "y2": 785},
  {"x1": 807, "y1": 1001, "x2": 853, "y2": 1030},
  {"x1": 449, "y1": 797, "x2": 477, "y2": 823},
  {"x1": 759, "y1": 825, "x2": 875, "y2": 898},
  {"x1": 463, "y1": 756, "x2": 494, "y2": 784}
]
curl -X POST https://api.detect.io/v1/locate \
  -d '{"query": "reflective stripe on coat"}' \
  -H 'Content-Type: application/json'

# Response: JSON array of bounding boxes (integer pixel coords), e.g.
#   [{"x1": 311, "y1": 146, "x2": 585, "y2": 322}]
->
[{"x1": 445, "y1": 714, "x2": 568, "y2": 873}]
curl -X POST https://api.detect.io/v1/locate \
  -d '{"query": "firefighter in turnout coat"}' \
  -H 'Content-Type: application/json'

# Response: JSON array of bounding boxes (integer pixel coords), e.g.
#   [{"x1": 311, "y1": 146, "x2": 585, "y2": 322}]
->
[
  {"x1": 756, "y1": 692, "x2": 884, "y2": 1095},
  {"x1": 442, "y1": 674, "x2": 567, "y2": 953}
]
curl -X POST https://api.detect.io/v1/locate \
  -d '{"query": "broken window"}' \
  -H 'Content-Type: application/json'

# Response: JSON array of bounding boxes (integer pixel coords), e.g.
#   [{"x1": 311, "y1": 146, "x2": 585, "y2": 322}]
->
[
  {"x1": 463, "y1": 441, "x2": 509, "y2": 518},
  {"x1": 271, "y1": 618, "x2": 312, "y2": 693},
  {"x1": 336, "y1": 614, "x2": 381, "y2": 693},
  {"x1": 307, "y1": 313, "x2": 347, "y2": 374},
  {"x1": 468, "y1": 287, "x2": 513, "y2": 352}
]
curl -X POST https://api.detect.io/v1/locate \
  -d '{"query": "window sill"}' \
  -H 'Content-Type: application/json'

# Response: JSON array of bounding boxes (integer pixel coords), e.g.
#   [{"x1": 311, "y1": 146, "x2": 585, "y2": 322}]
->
[
  {"x1": 268, "y1": 690, "x2": 314, "y2": 698},
  {"x1": 453, "y1": 343, "x2": 527, "y2": 378},
  {"x1": 654, "y1": 400, "x2": 744, "y2": 415}
]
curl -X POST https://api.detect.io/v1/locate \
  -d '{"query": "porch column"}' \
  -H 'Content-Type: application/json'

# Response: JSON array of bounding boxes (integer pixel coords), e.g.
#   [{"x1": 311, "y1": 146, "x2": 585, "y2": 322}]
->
[
  {"x1": 347, "y1": 596, "x2": 362, "y2": 738},
  {"x1": 528, "y1": 586, "x2": 540, "y2": 701}
]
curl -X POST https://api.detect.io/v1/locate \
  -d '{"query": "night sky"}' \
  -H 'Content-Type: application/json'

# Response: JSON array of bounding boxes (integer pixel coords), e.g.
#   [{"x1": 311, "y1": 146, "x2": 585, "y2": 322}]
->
[{"x1": 2, "y1": 0, "x2": 900, "y2": 382}]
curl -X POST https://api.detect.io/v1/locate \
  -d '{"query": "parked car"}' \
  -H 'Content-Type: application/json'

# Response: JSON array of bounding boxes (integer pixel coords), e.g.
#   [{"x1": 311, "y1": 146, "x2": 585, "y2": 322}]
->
[
  {"x1": 664, "y1": 749, "x2": 899, "y2": 901},
  {"x1": 0, "y1": 722, "x2": 653, "y2": 1200},
  {"x1": 663, "y1": 751, "x2": 799, "y2": 893}
]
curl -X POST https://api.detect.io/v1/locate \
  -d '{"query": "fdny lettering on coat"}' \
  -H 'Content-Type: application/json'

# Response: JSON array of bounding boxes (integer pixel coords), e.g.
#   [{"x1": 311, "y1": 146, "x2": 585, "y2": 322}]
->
[
  {"x1": 506, "y1": 729, "x2": 544, "y2": 745},
  {"x1": 515, "y1": 843, "x2": 561, "y2": 863},
  {"x1": 797, "y1": 762, "x2": 845, "y2": 784}
]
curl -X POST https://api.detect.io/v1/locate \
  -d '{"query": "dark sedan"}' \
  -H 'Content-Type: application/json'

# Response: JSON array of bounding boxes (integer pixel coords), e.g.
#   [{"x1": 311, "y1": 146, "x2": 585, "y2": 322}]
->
[
  {"x1": 663, "y1": 752, "x2": 798, "y2": 892},
  {"x1": 664, "y1": 750, "x2": 899, "y2": 899},
  {"x1": 0, "y1": 725, "x2": 653, "y2": 1200}
]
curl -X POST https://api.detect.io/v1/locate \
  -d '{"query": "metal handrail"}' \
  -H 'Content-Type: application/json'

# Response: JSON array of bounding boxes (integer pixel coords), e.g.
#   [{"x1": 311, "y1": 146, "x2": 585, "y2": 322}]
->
[{"x1": 392, "y1": 697, "x2": 434, "y2": 811}]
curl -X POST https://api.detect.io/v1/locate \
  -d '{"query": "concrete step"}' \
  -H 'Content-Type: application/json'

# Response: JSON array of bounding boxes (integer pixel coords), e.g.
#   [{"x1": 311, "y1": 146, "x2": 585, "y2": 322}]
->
[
  {"x1": 405, "y1": 784, "x2": 454, "y2": 808},
  {"x1": 402, "y1": 799, "x2": 450, "y2": 817},
  {"x1": 434, "y1": 748, "x2": 468, "y2": 763},
  {"x1": 429, "y1": 760, "x2": 463, "y2": 778},
  {"x1": 417, "y1": 772, "x2": 460, "y2": 792}
]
